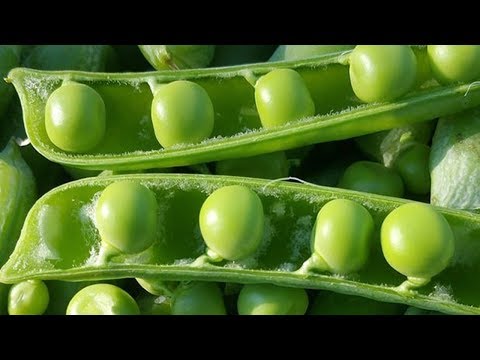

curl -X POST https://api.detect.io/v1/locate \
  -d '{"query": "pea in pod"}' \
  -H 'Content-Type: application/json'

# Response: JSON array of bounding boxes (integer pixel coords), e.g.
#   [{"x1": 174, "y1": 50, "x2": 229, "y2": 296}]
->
[
  {"x1": 0, "y1": 139, "x2": 36, "y2": 266},
  {"x1": 9, "y1": 50, "x2": 480, "y2": 171},
  {"x1": 2, "y1": 173, "x2": 480, "y2": 315}
]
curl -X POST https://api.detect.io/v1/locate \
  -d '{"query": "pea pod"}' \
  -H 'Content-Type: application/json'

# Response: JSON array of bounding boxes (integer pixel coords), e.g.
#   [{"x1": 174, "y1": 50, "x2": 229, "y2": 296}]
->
[
  {"x1": 0, "y1": 45, "x2": 22, "y2": 119},
  {"x1": 2, "y1": 173, "x2": 480, "y2": 315},
  {"x1": 138, "y1": 45, "x2": 215, "y2": 70},
  {"x1": 9, "y1": 50, "x2": 480, "y2": 171},
  {"x1": 0, "y1": 139, "x2": 36, "y2": 266}
]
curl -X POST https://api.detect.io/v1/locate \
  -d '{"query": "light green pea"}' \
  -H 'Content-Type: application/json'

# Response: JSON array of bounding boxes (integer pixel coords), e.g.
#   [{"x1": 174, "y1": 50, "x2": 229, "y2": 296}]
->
[
  {"x1": 381, "y1": 202, "x2": 455, "y2": 287},
  {"x1": 255, "y1": 68, "x2": 315, "y2": 128},
  {"x1": 95, "y1": 181, "x2": 158, "y2": 254},
  {"x1": 45, "y1": 82, "x2": 106, "y2": 153},
  {"x1": 8, "y1": 280, "x2": 49, "y2": 315},
  {"x1": 199, "y1": 185, "x2": 264, "y2": 261},
  {"x1": 427, "y1": 45, "x2": 480, "y2": 85},
  {"x1": 151, "y1": 80, "x2": 214, "y2": 148},
  {"x1": 66, "y1": 284, "x2": 140, "y2": 315},
  {"x1": 393, "y1": 143, "x2": 431, "y2": 195},
  {"x1": 237, "y1": 284, "x2": 309, "y2": 315}
]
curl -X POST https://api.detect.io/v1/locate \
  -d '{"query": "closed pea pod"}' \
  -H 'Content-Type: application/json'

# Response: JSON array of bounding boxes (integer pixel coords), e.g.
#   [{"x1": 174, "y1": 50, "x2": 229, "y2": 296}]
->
[
  {"x1": 237, "y1": 284, "x2": 308, "y2": 315},
  {"x1": 66, "y1": 283, "x2": 139, "y2": 315},
  {"x1": 298, "y1": 198, "x2": 374, "y2": 275}
]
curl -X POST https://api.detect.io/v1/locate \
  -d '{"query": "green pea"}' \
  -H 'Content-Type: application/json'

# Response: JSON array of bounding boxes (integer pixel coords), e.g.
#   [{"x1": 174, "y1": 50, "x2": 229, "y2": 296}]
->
[
  {"x1": 305, "y1": 198, "x2": 374, "y2": 275},
  {"x1": 136, "y1": 293, "x2": 172, "y2": 315},
  {"x1": 309, "y1": 291, "x2": 406, "y2": 315},
  {"x1": 151, "y1": 80, "x2": 214, "y2": 148},
  {"x1": 45, "y1": 82, "x2": 106, "y2": 153},
  {"x1": 381, "y1": 202, "x2": 455, "y2": 286},
  {"x1": 199, "y1": 185, "x2": 264, "y2": 261},
  {"x1": 215, "y1": 151, "x2": 290, "y2": 179},
  {"x1": 8, "y1": 280, "x2": 49, "y2": 315},
  {"x1": 237, "y1": 284, "x2": 308, "y2": 315},
  {"x1": 427, "y1": 45, "x2": 480, "y2": 85},
  {"x1": 337, "y1": 161, "x2": 404, "y2": 198},
  {"x1": 349, "y1": 45, "x2": 417, "y2": 103},
  {"x1": 66, "y1": 283, "x2": 140, "y2": 315},
  {"x1": 393, "y1": 143, "x2": 431, "y2": 195},
  {"x1": 136, "y1": 278, "x2": 174, "y2": 296},
  {"x1": 254, "y1": 68, "x2": 315, "y2": 129},
  {"x1": 172, "y1": 282, "x2": 226, "y2": 315},
  {"x1": 95, "y1": 181, "x2": 158, "y2": 254}
]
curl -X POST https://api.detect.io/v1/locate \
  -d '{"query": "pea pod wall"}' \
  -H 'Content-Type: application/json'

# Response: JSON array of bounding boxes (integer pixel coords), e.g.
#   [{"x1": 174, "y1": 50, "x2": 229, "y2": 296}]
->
[
  {"x1": 8, "y1": 51, "x2": 480, "y2": 171},
  {"x1": 2, "y1": 173, "x2": 480, "y2": 315}
]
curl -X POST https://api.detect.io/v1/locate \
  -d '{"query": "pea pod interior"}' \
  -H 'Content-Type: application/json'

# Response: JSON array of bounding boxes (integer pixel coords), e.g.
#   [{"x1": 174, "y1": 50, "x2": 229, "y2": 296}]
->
[
  {"x1": 8, "y1": 51, "x2": 480, "y2": 170},
  {"x1": 2, "y1": 173, "x2": 480, "y2": 315}
]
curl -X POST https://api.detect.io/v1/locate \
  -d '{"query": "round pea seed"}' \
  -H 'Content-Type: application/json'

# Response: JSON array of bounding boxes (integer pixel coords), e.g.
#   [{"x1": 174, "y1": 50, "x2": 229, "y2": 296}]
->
[
  {"x1": 237, "y1": 284, "x2": 308, "y2": 315},
  {"x1": 95, "y1": 181, "x2": 158, "y2": 254},
  {"x1": 66, "y1": 283, "x2": 140, "y2": 315},
  {"x1": 309, "y1": 198, "x2": 374, "y2": 274},
  {"x1": 8, "y1": 279, "x2": 49, "y2": 315},
  {"x1": 255, "y1": 68, "x2": 315, "y2": 129},
  {"x1": 172, "y1": 282, "x2": 226, "y2": 315},
  {"x1": 45, "y1": 82, "x2": 106, "y2": 153},
  {"x1": 151, "y1": 80, "x2": 214, "y2": 148},
  {"x1": 337, "y1": 160, "x2": 404, "y2": 198},
  {"x1": 393, "y1": 143, "x2": 431, "y2": 195},
  {"x1": 349, "y1": 45, "x2": 417, "y2": 103},
  {"x1": 427, "y1": 45, "x2": 480, "y2": 85},
  {"x1": 381, "y1": 202, "x2": 455, "y2": 281},
  {"x1": 199, "y1": 185, "x2": 264, "y2": 261}
]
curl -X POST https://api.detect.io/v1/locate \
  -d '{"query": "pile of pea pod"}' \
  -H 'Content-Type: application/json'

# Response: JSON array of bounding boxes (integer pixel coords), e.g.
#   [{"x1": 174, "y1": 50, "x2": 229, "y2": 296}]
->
[{"x1": 2, "y1": 44, "x2": 480, "y2": 315}]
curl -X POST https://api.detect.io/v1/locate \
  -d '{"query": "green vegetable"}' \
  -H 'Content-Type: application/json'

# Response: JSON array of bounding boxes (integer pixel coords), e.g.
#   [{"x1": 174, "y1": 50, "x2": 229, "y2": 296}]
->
[
  {"x1": 299, "y1": 198, "x2": 374, "y2": 275},
  {"x1": 45, "y1": 82, "x2": 106, "y2": 153},
  {"x1": 430, "y1": 108, "x2": 480, "y2": 210},
  {"x1": 0, "y1": 45, "x2": 22, "y2": 119},
  {"x1": 393, "y1": 143, "x2": 431, "y2": 195},
  {"x1": 172, "y1": 282, "x2": 226, "y2": 315},
  {"x1": 211, "y1": 45, "x2": 277, "y2": 66},
  {"x1": 136, "y1": 293, "x2": 172, "y2": 315},
  {"x1": 95, "y1": 181, "x2": 158, "y2": 254},
  {"x1": 9, "y1": 50, "x2": 480, "y2": 171},
  {"x1": 151, "y1": 80, "x2": 214, "y2": 148},
  {"x1": 0, "y1": 139, "x2": 36, "y2": 266},
  {"x1": 199, "y1": 185, "x2": 264, "y2": 261},
  {"x1": 1, "y1": 173, "x2": 480, "y2": 314},
  {"x1": 349, "y1": 45, "x2": 417, "y2": 103},
  {"x1": 381, "y1": 202, "x2": 455, "y2": 291},
  {"x1": 337, "y1": 161, "x2": 404, "y2": 198},
  {"x1": 427, "y1": 45, "x2": 480, "y2": 85},
  {"x1": 66, "y1": 283, "x2": 139, "y2": 315},
  {"x1": 237, "y1": 283, "x2": 308, "y2": 315},
  {"x1": 8, "y1": 280, "x2": 49, "y2": 315},
  {"x1": 269, "y1": 45, "x2": 354, "y2": 62},
  {"x1": 255, "y1": 68, "x2": 315, "y2": 128},
  {"x1": 138, "y1": 45, "x2": 215, "y2": 70}
]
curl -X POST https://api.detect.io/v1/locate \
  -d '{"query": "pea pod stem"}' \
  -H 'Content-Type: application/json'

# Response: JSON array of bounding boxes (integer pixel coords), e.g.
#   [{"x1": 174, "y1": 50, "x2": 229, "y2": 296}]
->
[{"x1": 2, "y1": 173, "x2": 480, "y2": 315}]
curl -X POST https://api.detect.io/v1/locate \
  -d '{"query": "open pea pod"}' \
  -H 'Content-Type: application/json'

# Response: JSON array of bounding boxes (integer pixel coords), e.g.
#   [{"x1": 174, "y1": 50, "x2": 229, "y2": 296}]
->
[
  {"x1": 8, "y1": 50, "x2": 480, "y2": 171},
  {"x1": 0, "y1": 139, "x2": 36, "y2": 266},
  {"x1": 2, "y1": 173, "x2": 480, "y2": 315}
]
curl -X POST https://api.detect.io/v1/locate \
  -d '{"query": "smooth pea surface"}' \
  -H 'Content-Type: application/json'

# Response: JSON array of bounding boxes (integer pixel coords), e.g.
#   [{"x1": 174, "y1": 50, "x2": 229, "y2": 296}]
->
[
  {"x1": 45, "y1": 82, "x2": 106, "y2": 153},
  {"x1": 255, "y1": 68, "x2": 315, "y2": 128},
  {"x1": 172, "y1": 282, "x2": 226, "y2": 315},
  {"x1": 309, "y1": 198, "x2": 374, "y2": 274},
  {"x1": 8, "y1": 280, "x2": 49, "y2": 315},
  {"x1": 66, "y1": 283, "x2": 140, "y2": 315},
  {"x1": 237, "y1": 283, "x2": 308, "y2": 315},
  {"x1": 338, "y1": 161, "x2": 404, "y2": 198},
  {"x1": 381, "y1": 202, "x2": 455, "y2": 280},
  {"x1": 199, "y1": 185, "x2": 264, "y2": 260},
  {"x1": 349, "y1": 45, "x2": 417, "y2": 103},
  {"x1": 427, "y1": 45, "x2": 480, "y2": 85},
  {"x1": 151, "y1": 80, "x2": 214, "y2": 148},
  {"x1": 393, "y1": 143, "x2": 431, "y2": 195},
  {"x1": 95, "y1": 181, "x2": 158, "y2": 254}
]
